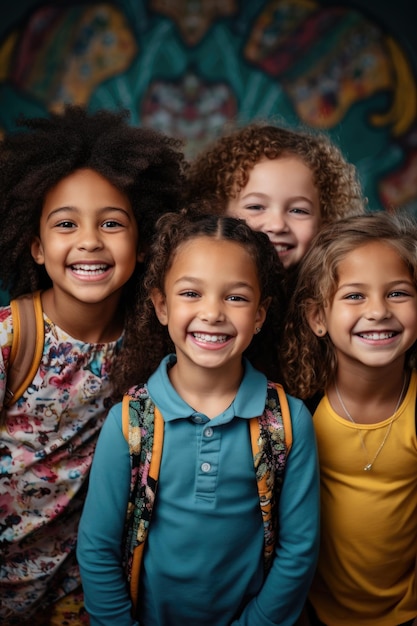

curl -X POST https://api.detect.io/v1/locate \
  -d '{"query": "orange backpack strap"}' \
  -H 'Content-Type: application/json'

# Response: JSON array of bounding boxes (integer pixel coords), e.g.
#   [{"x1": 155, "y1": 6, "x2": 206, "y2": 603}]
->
[
  {"x1": 122, "y1": 393, "x2": 164, "y2": 612},
  {"x1": 250, "y1": 383, "x2": 292, "y2": 453},
  {"x1": 275, "y1": 382, "x2": 292, "y2": 453},
  {"x1": 5, "y1": 291, "x2": 44, "y2": 408},
  {"x1": 249, "y1": 381, "x2": 292, "y2": 571},
  {"x1": 121, "y1": 393, "x2": 132, "y2": 441},
  {"x1": 130, "y1": 405, "x2": 163, "y2": 611}
]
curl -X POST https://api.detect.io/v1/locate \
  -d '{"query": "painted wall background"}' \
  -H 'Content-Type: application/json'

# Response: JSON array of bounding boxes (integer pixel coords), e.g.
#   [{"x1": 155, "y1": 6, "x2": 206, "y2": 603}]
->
[{"x1": 0, "y1": 0, "x2": 416, "y2": 216}]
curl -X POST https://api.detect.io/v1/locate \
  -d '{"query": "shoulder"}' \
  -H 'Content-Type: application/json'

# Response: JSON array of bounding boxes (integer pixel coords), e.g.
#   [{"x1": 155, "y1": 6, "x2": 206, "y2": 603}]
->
[
  {"x1": 272, "y1": 383, "x2": 315, "y2": 443},
  {"x1": 99, "y1": 402, "x2": 125, "y2": 439},
  {"x1": 265, "y1": 382, "x2": 315, "y2": 445},
  {"x1": 267, "y1": 381, "x2": 312, "y2": 420},
  {"x1": 286, "y1": 393, "x2": 312, "y2": 419}
]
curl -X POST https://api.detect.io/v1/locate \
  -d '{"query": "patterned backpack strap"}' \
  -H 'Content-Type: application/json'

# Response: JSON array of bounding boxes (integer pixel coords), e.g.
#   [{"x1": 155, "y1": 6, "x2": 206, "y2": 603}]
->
[
  {"x1": 250, "y1": 381, "x2": 292, "y2": 571},
  {"x1": 122, "y1": 386, "x2": 164, "y2": 612},
  {"x1": 275, "y1": 382, "x2": 292, "y2": 453}
]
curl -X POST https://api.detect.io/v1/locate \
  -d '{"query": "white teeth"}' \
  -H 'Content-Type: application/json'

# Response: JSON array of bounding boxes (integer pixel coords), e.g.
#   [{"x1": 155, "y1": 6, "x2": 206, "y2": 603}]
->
[
  {"x1": 275, "y1": 245, "x2": 289, "y2": 252},
  {"x1": 71, "y1": 264, "x2": 108, "y2": 275},
  {"x1": 360, "y1": 332, "x2": 395, "y2": 340},
  {"x1": 193, "y1": 333, "x2": 228, "y2": 343}
]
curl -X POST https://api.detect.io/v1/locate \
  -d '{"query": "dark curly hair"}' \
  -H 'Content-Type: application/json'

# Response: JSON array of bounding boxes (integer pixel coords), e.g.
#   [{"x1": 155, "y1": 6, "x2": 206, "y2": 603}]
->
[
  {"x1": 113, "y1": 211, "x2": 287, "y2": 395},
  {"x1": 0, "y1": 105, "x2": 186, "y2": 299},
  {"x1": 185, "y1": 121, "x2": 365, "y2": 222},
  {"x1": 281, "y1": 211, "x2": 417, "y2": 399}
]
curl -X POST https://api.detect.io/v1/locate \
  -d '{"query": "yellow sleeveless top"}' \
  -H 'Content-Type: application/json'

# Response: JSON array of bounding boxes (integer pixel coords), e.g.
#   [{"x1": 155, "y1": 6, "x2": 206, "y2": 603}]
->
[{"x1": 309, "y1": 370, "x2": 417, "y2": 626}]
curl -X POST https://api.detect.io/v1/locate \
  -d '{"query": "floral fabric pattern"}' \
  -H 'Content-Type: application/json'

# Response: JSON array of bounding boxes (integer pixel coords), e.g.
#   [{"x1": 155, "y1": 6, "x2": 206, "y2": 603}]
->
[
  {"x1": 0, "y1": 305, "x2": 120, "y2": 623},
  {"x1": 122, "y1": 386, "x2": 157, "y2": 580}
]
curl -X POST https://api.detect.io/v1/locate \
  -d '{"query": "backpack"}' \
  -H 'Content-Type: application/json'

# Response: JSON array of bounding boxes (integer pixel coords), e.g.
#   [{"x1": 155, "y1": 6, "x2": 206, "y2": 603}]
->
[
  {"x1": 121, "y1": 381, "x2": 293, "y2": 612},
  {"x1": 3, "y1": 291, "x2": 44, "y2": 408}
]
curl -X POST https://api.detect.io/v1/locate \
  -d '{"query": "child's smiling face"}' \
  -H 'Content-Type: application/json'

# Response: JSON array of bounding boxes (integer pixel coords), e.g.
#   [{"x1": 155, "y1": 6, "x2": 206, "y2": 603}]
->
[
  {"x1": 151, "y1": 236, "x2": 268, "y2": 378},
  {"x1": 226, "y1": 156, "x2": 321, "y2": 269},
  {"x1": 311, "y1": 241, "x2": 417, "y2": 373},
  {"x1": 31, "y1": 168, "x2": 140, "y2": 309}
]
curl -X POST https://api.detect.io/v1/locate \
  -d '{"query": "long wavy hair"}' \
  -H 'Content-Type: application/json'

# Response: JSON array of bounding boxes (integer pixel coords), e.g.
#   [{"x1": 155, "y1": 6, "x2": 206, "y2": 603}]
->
[{"x1": 281, "y1": 211, "x2": 417, "y2": 399}]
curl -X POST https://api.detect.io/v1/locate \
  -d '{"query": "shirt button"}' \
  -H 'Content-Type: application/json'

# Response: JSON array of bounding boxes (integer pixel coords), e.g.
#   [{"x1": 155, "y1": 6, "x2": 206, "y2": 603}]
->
[
  {"x1": 204, "y1": 427, "x2": 213, "y2": 438},
  {"x1": 194, "y1": 415, "x2": 203, "y2": 424},
  {"x1": 201, "y1": 462, "x2": 211, "y2": 473}
]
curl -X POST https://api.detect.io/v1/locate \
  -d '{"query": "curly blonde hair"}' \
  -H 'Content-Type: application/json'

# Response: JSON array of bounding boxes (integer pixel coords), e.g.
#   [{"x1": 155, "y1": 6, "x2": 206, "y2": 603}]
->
[
  {"x1": 281, "y1": 211, "x2": 417, "y2": 399},
  {"x1": 186, "y1": 121, "x2": 365, "y2": 222}
]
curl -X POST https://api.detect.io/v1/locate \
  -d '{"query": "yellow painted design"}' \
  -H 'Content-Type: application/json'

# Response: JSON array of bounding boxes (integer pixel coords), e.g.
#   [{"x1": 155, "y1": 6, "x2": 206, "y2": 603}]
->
[{"x1": 370, "y1": 37, "x2": 417, "y2": 136}]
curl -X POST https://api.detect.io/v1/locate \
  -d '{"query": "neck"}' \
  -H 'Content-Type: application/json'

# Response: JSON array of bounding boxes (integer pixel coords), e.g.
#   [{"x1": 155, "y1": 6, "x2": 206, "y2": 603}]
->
[
  {"x1": 169, "y1": 357, "x2": 244, "y2": 419},
  {"x1": 41, "y1": 288, "x2": 124, "y2": 343},
  {"x1": 330, "y1": 363, "x2": 408, "y2": 425}
]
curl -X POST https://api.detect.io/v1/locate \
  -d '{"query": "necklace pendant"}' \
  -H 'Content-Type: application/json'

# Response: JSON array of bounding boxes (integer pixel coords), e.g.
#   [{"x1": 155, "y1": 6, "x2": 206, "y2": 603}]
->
[{"x1": 364, "y1": 463, "x2": 372, "y2": 471}]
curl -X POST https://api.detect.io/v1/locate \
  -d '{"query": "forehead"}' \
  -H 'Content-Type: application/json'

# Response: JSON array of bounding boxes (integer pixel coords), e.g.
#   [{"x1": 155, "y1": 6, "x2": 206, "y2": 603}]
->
[
  {"x1": 42, "y1": 168, "x2": 131, "y2": 212},
  {"x1": 245, "y1": 156, "x2": 315, "y2": 184},
  {"x1": 337, "y1": 241, "x2": 410, "y2": 279},
  {"x1": 235, "y1": 156, "x2": 320, "y2": 210},
  {"x1": 169, "y1": 236, "x2": 258, "y2": 280},
  {"x1": 174, "y1": 235, "x2": 253, "y2": 263}
]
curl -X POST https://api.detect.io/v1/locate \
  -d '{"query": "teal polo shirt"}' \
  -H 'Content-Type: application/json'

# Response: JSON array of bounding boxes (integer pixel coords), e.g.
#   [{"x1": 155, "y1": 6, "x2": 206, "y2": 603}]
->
[
  {"x1": 140, "y1": 354, "x2": 268, "y2": 625},
  {"x1": 78, "y1": 355, "x2": 319, "y2": 626}
]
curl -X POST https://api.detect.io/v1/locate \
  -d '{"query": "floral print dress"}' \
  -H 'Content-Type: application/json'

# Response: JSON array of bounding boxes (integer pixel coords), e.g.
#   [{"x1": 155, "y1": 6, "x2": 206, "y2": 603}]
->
[{"x1": 0, "y1": 304, "x2": 121, "y2": 624}]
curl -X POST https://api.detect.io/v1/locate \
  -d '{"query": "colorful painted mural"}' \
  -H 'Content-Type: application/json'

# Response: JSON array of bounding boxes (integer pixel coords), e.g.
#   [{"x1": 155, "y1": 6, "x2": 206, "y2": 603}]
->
[{"x1": 0, "y1": 0, "x2": 416, "y2": 213}]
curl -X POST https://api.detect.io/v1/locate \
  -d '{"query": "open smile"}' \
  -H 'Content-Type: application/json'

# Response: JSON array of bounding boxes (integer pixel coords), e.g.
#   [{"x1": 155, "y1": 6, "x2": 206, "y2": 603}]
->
[
  {"x1": 271, "y1": 242, "x2": 293, "y2": 254},
  {"x1": 357, "y1": 331, "x2": 398, "y2": 340},
  {"x1": 70, "y1": 263, "x2": 111, "y2": 276},
  {"x1": 192, "y1": 332, "x2": 230, "y2": 343}
]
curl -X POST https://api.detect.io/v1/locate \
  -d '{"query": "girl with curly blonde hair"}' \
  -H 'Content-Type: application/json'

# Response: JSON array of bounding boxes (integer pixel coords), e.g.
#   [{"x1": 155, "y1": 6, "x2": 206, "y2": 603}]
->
[{"x1": 186, "y1": 122, "x2": 365, "y2": 273}]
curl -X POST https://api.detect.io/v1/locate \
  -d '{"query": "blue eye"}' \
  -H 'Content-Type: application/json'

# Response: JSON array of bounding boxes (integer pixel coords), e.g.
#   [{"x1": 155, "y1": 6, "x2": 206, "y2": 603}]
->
[
  {"x1": 344, "y1": 293, "x2": 363, "y2": 300},
  {"x1": 389, "y1": 290, "x2": 410, "y2": 298}
]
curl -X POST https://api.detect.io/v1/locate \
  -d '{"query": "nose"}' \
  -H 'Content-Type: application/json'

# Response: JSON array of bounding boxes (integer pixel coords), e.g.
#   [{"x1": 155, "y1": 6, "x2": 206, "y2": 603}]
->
[
  {"x1": 77, "y1": 226, "x2": 104, "y2": 252},
  {"x1": 198, "y1": 297, "x2": 225, "y2": 324},
  {"x1": 365, "y1": 296, "x2": 391, "y2": 321},
  {"x1": 264, "y1": 208, "x2": 288, "y2": 234}
]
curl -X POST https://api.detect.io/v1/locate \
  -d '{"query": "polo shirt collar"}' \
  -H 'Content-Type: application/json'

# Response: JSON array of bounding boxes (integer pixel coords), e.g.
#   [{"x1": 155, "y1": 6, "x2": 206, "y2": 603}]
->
[{"x1": 147, "y1": 354, "x2": 267, "y2": 422}]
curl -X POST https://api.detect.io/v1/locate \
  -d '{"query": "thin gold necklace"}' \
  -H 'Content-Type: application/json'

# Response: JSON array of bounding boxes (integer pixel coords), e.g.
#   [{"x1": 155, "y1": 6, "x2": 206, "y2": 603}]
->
[{"x1": 334, "y1": 375, "x2": 406, "y2": 471}]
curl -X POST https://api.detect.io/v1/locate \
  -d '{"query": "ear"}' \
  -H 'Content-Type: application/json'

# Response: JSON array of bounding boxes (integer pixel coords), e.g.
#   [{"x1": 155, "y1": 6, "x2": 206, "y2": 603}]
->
[
  {"x1": 150, "y1": 288, "x2": 168, "y2": 326},
  {"x1": 254, "y1": 297, "x2": 270, "y2": 334},
  {"x1": 31, "y1": 237, "x2": 45, "y2": 265},
  {"x1": 305, "y1": 299, "x2": 327, "y2": 337}
]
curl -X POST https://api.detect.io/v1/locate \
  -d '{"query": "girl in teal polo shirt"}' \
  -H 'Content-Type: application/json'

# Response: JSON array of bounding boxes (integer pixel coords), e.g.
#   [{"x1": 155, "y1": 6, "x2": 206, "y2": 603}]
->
[{"x1": 77, "y1": 212, "x2": 319, "y2": 626}]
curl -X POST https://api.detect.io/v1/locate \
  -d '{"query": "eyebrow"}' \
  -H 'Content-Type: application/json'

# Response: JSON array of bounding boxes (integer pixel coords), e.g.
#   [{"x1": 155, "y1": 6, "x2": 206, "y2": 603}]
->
[
  {"x1": 45, "y1": 206, "x2": 132, "y2": 222},
  {"x1": 174, "y1": 276, "x2": 256, "y2": 291},
  {"x1": 337, "y1": 279, "x2": 415, "y2": 289},
  {"x1": 240, "y1": 191, "x2": 314, "y2": 204}
]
